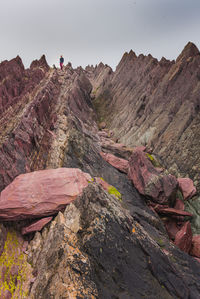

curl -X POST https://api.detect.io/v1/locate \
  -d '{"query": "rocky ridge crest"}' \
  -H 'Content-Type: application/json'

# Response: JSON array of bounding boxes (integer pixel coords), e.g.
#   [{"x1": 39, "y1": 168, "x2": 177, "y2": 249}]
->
[{"x1": 0, "y1": 49, "x2": 200, "y2": 298}]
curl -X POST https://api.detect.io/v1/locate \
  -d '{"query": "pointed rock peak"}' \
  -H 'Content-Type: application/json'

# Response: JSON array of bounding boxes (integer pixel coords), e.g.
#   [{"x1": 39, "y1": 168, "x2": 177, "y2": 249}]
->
[
  {"x1": 39, "y1": 54, "x2": 49, "y2": 67},
  {"x1": 14, "y1": 55, "x2": 24, "y2": 66},
  {"x1": 129, "y1": 50, "x2": 137, "y2": 59},
  {"x1": 98, "y1": 62, "x2": 105, "y2": 68},
  {"x1": 116, "y1": 50, "x2": 137, "y2": 70},
  {"x1": 9, "y1": 55, "x2": 25, "y2": 70},
  {"x1": 176, "y1": 42, "x2": 199, "y2": 62},
  {"x1": 159, "y1": 56, "x2": 173, "y2": 67},
  {"x1": 30, "y1": 54, "x2": 49, "y2": 71}
]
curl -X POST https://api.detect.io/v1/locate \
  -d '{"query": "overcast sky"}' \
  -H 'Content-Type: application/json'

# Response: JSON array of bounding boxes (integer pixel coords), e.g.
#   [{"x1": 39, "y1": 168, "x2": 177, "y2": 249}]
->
[{"x1": 0, "y1": 0, "x2": 200, "y2": 69}]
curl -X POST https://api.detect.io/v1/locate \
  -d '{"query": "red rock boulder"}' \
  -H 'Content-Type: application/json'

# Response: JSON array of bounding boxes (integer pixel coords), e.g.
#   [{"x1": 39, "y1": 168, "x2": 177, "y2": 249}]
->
[
  {"x1": 128, "y1": 149, "x2": 178, "y2": 205},
  {"x1": 190, "y1": 235, "x2": 200, "y2": 258},
  {"x1": 177, "y1": 178, "x2": 196, "y2": 200},
  {"x1": 0, "y1": 168, "x2": 91, "y2": 221},
  {"x1": 100, "y1": 152, "x2": 129, "y2": 173},
  {"x1": 21, "y1": 217, "x2": 53, "y2": 235},
  {"x1": 174, "y1": 221, "x2": 192, "y2": 253}
]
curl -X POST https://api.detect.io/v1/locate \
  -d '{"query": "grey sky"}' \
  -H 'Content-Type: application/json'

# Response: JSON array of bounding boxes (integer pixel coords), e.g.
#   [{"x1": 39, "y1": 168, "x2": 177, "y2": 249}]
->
[{"x1": 0, "y1": 0, "x2": 200, "y2": 69}]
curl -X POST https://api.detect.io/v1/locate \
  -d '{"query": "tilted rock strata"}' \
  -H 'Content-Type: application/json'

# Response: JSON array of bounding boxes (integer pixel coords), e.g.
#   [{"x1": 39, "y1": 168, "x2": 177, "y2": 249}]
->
[
  {"x1": 0, "y1": 54, "x2": 200, "y2": 297},
  {"x1": 91, "y1": 42, "x2": 200, "y2": 192}
]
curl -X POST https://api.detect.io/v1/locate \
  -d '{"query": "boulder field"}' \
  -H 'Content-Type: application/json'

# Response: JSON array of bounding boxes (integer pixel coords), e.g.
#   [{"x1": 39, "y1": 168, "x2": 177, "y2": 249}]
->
[{"x1": 0, "y1": 49, "x2": 200, "y2": 298}]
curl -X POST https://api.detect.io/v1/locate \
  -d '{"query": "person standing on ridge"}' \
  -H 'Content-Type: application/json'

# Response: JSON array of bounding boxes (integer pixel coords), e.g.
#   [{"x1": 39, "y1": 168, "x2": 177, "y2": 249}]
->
[{"x1": 60, "y1": 55, "x2": 64, "y2": 70}]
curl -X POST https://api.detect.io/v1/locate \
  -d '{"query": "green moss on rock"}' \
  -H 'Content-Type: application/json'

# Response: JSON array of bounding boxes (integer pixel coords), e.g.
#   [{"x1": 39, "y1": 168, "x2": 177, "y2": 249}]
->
[
  {"x1": 146, "y1": 153, "x2": 161, "y2": 168},
  {"x1": 0, "y1": 230, "x2": 33, "y2": 298},
  {"x1": 108, "y1": 186, "x2": 122, "y2": 201}
]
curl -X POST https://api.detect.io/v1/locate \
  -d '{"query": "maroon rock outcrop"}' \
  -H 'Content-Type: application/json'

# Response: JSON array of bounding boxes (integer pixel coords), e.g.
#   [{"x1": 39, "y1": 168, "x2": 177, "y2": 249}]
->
[
  {"x1": 0, "y1": 55, "x2": 49, "y2": 116},
  {"x1": 190, "y1": 235, "x2": 200, "y2": 258},
  {"x1": 30, "y1": 54, "x2": 50, "y2": 71},
  {"x1": 128, "y1": 149, "x2": 178, "y2": 205},
  {"x1": 21, "y1": 217, "x2": 53, "y2": 235},
  {"x1": 0, "y1": 168, "x2": 91, "y2": 221},
  {"x1": 178, "y1": 178, "x2": 196, "y2": 200},
  {"x1": 100, "y1": 152, "x2": 128, "y2": 173},
  {"x1": 174, "y1": 221, "x2": 192, "y2": 253}
]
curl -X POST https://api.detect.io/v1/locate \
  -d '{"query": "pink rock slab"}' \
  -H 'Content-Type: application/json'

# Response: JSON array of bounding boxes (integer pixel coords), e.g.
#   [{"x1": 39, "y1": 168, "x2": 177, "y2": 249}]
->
[
  {"x1": 100, "y1": 152, "x2": 129, "y2": 173},
  {"x1": 21, "y1": 216, "x2": 53, "y2": 235},
  {"x1": 178, "y1": 178, "x2": 196, "y2": 200},
  {"x1": 0, "y1": 168, "x2": 91, "y2": 221},
  {"x1": 174, "y1": 221, "x2": 192, "y2": 253},
  {"x1": 190, "y1": 235, "x2": 200, "y2": 258}
]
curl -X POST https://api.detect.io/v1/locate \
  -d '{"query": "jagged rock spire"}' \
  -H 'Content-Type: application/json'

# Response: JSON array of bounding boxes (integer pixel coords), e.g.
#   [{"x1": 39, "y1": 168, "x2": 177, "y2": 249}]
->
[{"x1": 176, "y1": 41, "x2": 199, "y2": 62}]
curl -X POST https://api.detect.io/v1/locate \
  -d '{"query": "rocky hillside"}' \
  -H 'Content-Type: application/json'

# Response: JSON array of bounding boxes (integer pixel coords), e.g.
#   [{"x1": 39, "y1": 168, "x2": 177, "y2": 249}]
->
[
  {"x1": 0, "y1": 50, "x2": 200, "y2": 298},
  {"x1": 91, "y1": 42, "x2": 200, "y2": 189}
]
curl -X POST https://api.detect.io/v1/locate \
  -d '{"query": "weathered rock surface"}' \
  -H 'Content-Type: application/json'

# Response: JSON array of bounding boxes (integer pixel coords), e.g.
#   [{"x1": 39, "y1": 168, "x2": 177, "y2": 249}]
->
[
  {"x1": 0, "y1": 230, "x2": 34, "y2": 297},
  {"x1": 27, "y1": 183, "x2": 200, "y2": 298},
  {"x1": 0, "y1": 168, "x2": 91, "y2": 220},
  {"x1": 128, "y1": 149, "x2": 178, "y2": 205}
]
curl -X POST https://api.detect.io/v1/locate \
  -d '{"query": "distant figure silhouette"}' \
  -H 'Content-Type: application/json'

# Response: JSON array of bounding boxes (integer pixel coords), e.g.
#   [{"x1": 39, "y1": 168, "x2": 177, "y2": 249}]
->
[{"x1": 60, "y1": 55, "x2": 64, "y2": 70}]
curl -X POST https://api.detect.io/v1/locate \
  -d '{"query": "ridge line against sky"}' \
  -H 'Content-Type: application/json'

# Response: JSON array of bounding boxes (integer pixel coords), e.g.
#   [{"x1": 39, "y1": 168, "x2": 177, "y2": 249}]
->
[{"x1": 0, "y1": 0, "x2": 200, "y2": 69}]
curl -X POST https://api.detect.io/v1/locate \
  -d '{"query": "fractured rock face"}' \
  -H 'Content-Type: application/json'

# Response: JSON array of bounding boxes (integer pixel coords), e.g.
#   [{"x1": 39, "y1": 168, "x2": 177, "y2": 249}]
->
[
  {"x1": 128, "y1": 149, "x2": 178, "y2": 205},
  {"x1": 0, "y1": 168, "x2": 91, "y2": 221}
]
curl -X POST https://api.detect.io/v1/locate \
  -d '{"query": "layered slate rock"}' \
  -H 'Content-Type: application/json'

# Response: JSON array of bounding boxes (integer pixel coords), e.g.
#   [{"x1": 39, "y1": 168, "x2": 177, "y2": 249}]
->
[
  {"x1": 0, "y1": 168, "x2": 91, "y2": 221},
  {"x1": 128, "y1": 149, "x2": 178, "y2": 205}
]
